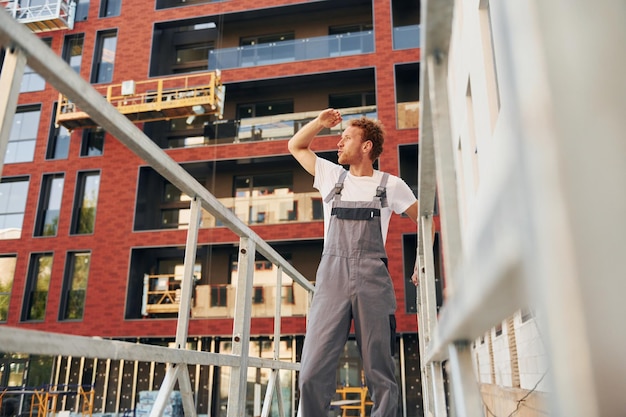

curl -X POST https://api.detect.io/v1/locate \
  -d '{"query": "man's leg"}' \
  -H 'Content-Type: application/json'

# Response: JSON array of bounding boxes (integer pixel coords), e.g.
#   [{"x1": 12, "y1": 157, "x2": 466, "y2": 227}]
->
[
  {"x1": 299, "y1": 256, "x2": 352, "y2": 417},
  {"x1": 353, "y1": 257, "x2": 398, "y2": 417}
]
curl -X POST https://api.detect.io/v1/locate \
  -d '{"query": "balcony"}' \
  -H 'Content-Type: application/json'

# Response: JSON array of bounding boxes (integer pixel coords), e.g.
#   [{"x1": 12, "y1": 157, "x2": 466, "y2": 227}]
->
[
  {"x1": 208, "y1": 31, "x2": 374, "y2": 70},
  {"x1": 393, "y1": 24, "x2": 421, "y2": 50},
  {"x1": 2, "y1": 0, "x2": 75, "y2": 32}
]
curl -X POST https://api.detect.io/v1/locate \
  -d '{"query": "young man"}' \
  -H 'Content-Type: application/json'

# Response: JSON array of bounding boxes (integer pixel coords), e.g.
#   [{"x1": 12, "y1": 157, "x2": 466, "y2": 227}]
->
[{"x1": 288, "y1": 108, "x2": 419, "y2": 417}]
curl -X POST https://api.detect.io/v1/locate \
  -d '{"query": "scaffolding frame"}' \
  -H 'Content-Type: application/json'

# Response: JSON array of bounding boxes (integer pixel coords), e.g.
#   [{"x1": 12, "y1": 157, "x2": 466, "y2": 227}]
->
[
  {"x1": 417, "y1": 0, "x2": 626, "y2": 416},
  {"x1": 0, "y1": 8, "x2": 314, "y2": 417}
]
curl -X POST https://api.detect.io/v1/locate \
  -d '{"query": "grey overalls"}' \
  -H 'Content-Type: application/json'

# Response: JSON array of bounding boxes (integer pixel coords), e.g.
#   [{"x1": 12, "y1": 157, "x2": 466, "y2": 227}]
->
[{"x1": 299, "y1": 170, "x2": 398, "y2": 417}]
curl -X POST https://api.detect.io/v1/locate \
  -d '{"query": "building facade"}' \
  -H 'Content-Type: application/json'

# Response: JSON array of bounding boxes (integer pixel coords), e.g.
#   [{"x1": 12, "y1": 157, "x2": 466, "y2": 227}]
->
[{"x1": 0, "y1": 1, "x2": 423, "y2": 416}]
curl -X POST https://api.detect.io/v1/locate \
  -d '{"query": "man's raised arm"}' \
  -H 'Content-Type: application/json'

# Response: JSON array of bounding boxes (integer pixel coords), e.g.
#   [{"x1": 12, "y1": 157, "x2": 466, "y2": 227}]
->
[{"x1": 288, "y1": 108, "x2": 342, "y2": 176}]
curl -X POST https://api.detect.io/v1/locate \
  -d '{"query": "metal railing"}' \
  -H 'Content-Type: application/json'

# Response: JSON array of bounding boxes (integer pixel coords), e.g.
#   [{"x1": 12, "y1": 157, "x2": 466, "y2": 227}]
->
[
  {"x1": 0, "y1": 8, "x2": 313, "y2": 417},
  {"x1": 417, "y1": 0, "x2": 626, "y2": 416}
]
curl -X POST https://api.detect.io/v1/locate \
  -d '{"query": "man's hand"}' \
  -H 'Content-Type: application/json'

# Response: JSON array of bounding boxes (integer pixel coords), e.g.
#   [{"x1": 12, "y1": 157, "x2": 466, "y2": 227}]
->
[
  {"x1": 410, "y1": 267, "x2": 418, "y2": 286},
  {"x1": 318, "y1": 108, "x2": 343, "y2": 129}
]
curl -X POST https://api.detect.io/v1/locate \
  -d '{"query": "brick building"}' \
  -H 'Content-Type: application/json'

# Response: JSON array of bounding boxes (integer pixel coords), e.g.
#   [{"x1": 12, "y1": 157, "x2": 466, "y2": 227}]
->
[{"x1": 0, "y1": 1, "x2": 423, "y2": 416}]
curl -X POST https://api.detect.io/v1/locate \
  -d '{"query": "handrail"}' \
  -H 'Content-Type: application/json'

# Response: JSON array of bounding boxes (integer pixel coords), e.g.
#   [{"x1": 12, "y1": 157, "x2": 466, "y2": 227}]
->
[{"x1": 0, "y1": 9, "x2": 310, "y2": 417}]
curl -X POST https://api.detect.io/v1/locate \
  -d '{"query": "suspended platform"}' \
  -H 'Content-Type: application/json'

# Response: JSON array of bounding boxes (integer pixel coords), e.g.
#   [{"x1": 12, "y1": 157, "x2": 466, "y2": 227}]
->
[{"x1": 55, "y1": 71, "x2": 225, "y2": 131}]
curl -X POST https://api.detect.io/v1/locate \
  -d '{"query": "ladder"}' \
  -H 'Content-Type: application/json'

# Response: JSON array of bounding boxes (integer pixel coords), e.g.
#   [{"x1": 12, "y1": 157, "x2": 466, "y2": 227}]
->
[{"x1": 417, "y1": 0, "x2": 626, "y2": 416}]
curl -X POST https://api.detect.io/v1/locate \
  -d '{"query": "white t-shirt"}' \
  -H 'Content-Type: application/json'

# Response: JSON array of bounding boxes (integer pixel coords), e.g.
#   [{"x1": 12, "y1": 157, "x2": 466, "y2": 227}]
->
[{"x1": 313, "y1": 157, "x2": 417, "y2": 244}]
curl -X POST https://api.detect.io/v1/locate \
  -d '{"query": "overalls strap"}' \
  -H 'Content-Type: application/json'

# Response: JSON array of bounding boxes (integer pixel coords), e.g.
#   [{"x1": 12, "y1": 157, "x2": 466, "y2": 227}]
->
[
  {"x1": 324, "y1": 169, "x2": 349, "y2": 203},
  {"x1": 376, "y1": 172, "x2": 390, "y2": 208}
]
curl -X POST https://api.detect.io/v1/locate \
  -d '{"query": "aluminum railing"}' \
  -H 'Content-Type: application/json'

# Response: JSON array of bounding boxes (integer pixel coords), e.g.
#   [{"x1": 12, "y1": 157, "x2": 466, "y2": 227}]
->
[
  {"x1": 417, "y1": 0, "x2": 626, "y2": 416},
  {"x1": 0, "y1": 8, "x2": 313, "y2": 417}
]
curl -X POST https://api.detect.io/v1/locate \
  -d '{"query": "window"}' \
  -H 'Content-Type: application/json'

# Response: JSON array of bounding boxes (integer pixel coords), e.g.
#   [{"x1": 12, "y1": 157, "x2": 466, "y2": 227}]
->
[
  {"x1": 20, "y1": 39, "x2": 50, "y2": 92},
  {"x1": 495, "y1": 322, "x2": 503, "y2": 337},
  {"x1": 34, "y1": 174, "x2": 64, "y2": 237},
  {"x1": 75, "y1": 0, "x2": 90, "y2": 21},
  {"x1": 0, "y1": 255, "x2": 17, "y2": 322},
  {"x1": 91, "y1": 30, "x2": 117, "y2": 83},
  {"x1": 5, "y1": 105, "x2": 41, "y2": 164},
  {"x1": 71, "y1": 171, "x2": 100, "y2": 235},
  {"x1": 80, "y1": 128, "x2": 105, "y2": 156},
  {"x1": 282, "y1": 285, "x2": 295, "y2": 304},
  {"x1": 252, "y1": 287, "x2": 264, "y2": 304},
  {"x1": 236, "y1": 100, "x2": 294, "y2": 119},
  {"x1": 174, "y1": 43, "x2": 212, "y2": 73},
  {"x1": 60, "y1": 252, "x2": 90, "y2": 320},
  {"x1": 398, "y1": 144, "x2": 418, "y2": 198},
  {"x1": 403, "y1": 234, "x2": 417, "y2": 313},
  {"x1": 99, "y1": 0, "x2": 121, "y2": 17},
  {"x1": 312, "y1": 198, "x2": 323, "y2": 220},
  {"x1": 329, "y1": 92, "x2": 375, "y2": 109},
  {"x1": 0, "y1": 177, "x2": 29, "y2": 240},
  {"x1": 22, "y1": 253, "x2": 53, "y2": 321},
  {"x1": 46, "y1": 104, "x2": 71, "y2": 160},
  {"x1": 160, "y1": 183, "x2": 191, "y2": 229},
  {"x1": 395, "y1": 63, "x2": 420, "y2": 129},
  {"x1": 234, "y1": 172, "x2": 293, "y2": 224},
  {"x1": 62, "y1": 34, "x2": 85, "y2": 73},
  {"x1": 210, "y1": 286, "x2": 227, "y2": 307}
]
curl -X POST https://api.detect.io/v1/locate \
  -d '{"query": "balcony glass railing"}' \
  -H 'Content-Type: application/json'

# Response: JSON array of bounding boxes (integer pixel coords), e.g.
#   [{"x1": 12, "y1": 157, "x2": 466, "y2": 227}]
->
[
  {"x1": 393, "y1": 24, "x2": 421, "y2": 50},
  {"x1": 141, "y1": 274, "x2": 309, "y2": 318},
  {"x1": 208, "y1": 31, "x2": 374, "y2": 70},
  {"x1": 203, "y1": 105, "x2": 377, "y2": 145},
  {"x1": 162, "y1": 191, "x2": 324, "y2": 230}
]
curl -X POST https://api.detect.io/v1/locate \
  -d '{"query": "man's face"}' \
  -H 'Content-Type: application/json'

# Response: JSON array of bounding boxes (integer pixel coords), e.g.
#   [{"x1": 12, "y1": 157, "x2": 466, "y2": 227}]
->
[{"x1": 337, "y1": 125, "x2": 368, "y2": 165}]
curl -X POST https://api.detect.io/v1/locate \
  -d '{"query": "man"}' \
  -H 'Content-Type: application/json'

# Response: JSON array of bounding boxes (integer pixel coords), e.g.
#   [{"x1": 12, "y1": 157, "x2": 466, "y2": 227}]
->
[{"x1": 288, "y1": 108, "x2": 419, "y2": 417}]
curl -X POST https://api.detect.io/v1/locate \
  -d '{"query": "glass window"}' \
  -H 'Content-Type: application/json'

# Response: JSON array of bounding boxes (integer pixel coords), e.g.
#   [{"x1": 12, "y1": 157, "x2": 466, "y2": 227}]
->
[
  {"x1": 252, "y1": 287, "x2": 264, "y2": 304},
  {"x1": 60, "y1": 251, "x2": 90, "y2": 320},
  {"x1": 236, "y1": 100, "x2": 293, "y2": 119},
  {"x1": 80, "y1": 128, "x2": 105, "y2": 156},
  {"x1": 46, "y1": 104, "x2": 71, "y2": 160},
  {"x1": 22, "y1": 253, "x2": 53, "y2": 321},
  {"x1": 329, "y1": 92, "x2": 375, "y2": 109},
  {"x1": 399, "y1": 144, "x2": 418, "y2": 198},
  {"x1": 71, "y1": 171, "x2": 100, "y2": 235},
  {"x1": 91, "y1": 30, "x2": 117, "y2": 84},
  {"x1": 34, "y1": 174, "x2": 65, "y2": 237},
  {"x1": 395, "y1": 63, "x2": 420, "y2": 129},
  {"x1": 210, "y1": 286, "x2": 227, "y2": 307},
  {"x1": 160, "y1": 183, "x2": 191, "y2": 229},
  {"x1": 75, "y1": 0, "x2": 90, "y2": 21},
  {"x1": 4, "y1": 106, "x2": 41, "y2": 164},
  {"x1": 0, "y1": 177, "x2": 30, "y2": 240},
  {"x1": 99, "y1": 0, "x2": 121, "y2": 17},
  {"x1": 0, "y1": 255, "x2": 17, "y2": 322},
  {"x1": 20, "y1": 38, "x2": 50, "y2": 92},
  {"x1": 234, "y1": 172, "x2": 293, "y2": 225},
  {"x1": 62, "y1": 33, "x2": 85, "y2": 73}
]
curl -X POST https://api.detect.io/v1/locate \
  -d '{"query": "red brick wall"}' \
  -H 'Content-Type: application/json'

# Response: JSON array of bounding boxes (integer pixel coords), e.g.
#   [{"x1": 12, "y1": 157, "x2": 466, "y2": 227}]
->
[{"x1": 1, "y1": 0, "x2": 420, "y2": 337}]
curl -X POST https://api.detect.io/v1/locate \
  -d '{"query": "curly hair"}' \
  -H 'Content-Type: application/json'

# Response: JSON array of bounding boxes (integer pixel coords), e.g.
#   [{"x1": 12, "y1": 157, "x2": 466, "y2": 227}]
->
[{"x1": 348, "y1": 117, "x2": 385, "y2": 161}]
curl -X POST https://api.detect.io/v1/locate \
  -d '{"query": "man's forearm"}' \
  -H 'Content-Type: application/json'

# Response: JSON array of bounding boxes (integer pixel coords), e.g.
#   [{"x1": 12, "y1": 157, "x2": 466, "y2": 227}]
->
[{"x1": 288, "y1": 116, "x2": 325, "y2": 152}]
